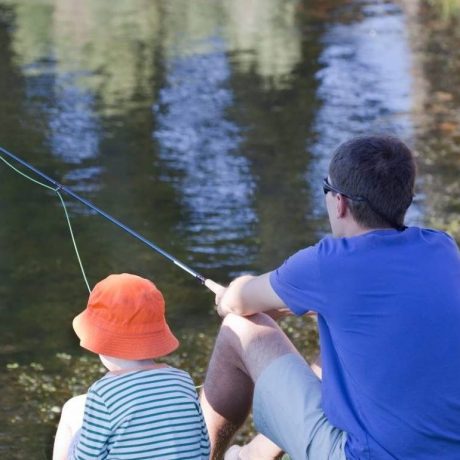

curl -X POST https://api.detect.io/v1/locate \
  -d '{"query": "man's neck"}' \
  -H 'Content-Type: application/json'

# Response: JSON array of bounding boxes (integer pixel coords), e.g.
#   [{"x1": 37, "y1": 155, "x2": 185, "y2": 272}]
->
[{"x1": 339, "y1": 222, "x2": 392, "y2": 238}]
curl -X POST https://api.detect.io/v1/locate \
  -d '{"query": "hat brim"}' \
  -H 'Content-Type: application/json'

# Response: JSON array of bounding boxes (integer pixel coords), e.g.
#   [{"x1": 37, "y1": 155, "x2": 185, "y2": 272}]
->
[{"x1": 73, "y1": 309, "x2": 179, "y2": 360}]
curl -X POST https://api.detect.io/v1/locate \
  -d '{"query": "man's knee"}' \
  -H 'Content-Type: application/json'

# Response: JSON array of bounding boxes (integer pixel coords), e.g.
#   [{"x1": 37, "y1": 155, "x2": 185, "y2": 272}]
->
[
  {"x1": 221, "y1": 313, "x2": 299, "y2": 382},
  {"x1": 221, "y1": 313, "x2": 277, "y2": 340}
]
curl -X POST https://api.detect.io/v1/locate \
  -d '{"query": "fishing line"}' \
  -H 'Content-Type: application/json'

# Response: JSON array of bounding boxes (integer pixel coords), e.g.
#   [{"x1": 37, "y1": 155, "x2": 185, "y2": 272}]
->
[
  {"x1": 0, "y1": 146, "x2": 210, "y2": 291},
  {"x1": 0, "y1": 153, "x2": 91, "y2": 292}
]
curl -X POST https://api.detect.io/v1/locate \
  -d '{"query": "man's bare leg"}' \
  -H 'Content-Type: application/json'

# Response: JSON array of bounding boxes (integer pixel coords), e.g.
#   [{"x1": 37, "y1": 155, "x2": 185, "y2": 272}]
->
[{"x1": 200, "y1": 313, "x2": 301, "y2": 459}]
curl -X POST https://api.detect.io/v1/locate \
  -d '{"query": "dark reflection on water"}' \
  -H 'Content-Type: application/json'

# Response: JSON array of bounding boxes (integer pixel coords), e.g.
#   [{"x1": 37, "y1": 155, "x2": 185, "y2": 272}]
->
[{"x1": 0, "y1": 0, "x2": 459, "y2": 456}]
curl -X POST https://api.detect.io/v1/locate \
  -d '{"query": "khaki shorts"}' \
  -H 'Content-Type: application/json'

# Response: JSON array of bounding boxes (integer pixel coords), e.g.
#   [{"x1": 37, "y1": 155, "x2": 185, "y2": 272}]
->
[{"x1": 253, "y1": 353, "x2": 347, "y2": 460}]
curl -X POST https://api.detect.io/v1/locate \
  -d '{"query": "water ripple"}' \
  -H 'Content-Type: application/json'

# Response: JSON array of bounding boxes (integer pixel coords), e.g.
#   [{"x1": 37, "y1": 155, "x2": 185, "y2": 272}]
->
[
  {"x1": 154, "y1": 40, "x2": 256, "y2": 265},
  {"x1": 307, "y1": 1, "x2": 416, "y2": 221}
]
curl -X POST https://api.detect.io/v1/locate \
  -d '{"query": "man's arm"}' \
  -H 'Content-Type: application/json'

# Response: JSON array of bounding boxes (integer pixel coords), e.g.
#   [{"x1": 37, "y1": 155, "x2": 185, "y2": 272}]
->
[{"x1": 206, "y1": 273, "x2": 288, "y2": 317}]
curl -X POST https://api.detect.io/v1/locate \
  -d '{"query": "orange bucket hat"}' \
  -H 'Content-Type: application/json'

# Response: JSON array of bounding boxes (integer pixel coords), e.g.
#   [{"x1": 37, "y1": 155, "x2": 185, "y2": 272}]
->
[{"x1": 73, "y1": 273, "x2": 179, "y2": 360}]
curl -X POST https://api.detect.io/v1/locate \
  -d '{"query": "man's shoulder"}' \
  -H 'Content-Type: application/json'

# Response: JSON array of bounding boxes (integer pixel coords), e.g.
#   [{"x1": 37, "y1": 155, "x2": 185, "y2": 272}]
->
[
  {"x1": 400, "y1": 227, "x2": 459, "y2": 253},
  {"x1": 319, "y1": 226, "x2": 456, "y2": 249},
  {"x1": 307, "y1": 227, "x2": 458, "y2": 272},
  {"x1": 409, "y1": 226, "x2": 456, "y2": 240}
]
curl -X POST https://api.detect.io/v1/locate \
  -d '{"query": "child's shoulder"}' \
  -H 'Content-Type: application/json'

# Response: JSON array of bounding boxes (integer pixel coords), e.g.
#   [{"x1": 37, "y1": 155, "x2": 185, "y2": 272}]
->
[
  {"x1": 160, "y1": 366, "x2": 193, "y2": 379},
  {"x1": 89, "y1": 366, "x2": 195, "y2": 393},
  {"x1": 144, "y1": 367, "x2": 196, "y2": 387}
]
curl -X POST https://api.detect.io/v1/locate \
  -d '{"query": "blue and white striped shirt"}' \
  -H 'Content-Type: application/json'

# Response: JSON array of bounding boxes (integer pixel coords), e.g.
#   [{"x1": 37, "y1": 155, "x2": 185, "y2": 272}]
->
[{"x1": 71, "y1": 367, "x2": 210, "y2": 459}]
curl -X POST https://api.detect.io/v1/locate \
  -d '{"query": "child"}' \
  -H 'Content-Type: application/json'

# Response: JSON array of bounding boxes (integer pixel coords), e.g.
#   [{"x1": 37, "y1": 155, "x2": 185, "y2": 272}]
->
[{"x1": 53, "y1": 273, "x2": 210, "y2": 460}]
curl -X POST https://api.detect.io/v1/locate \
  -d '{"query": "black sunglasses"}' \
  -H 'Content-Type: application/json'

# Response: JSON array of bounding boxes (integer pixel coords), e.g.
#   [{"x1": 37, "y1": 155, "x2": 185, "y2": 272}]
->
[
  {"x1": 322, "y1": 177, "x2": 407, "y2": 231},
  {"x1": 322, "y1": 177, "x2": 366, "y2": 202}
]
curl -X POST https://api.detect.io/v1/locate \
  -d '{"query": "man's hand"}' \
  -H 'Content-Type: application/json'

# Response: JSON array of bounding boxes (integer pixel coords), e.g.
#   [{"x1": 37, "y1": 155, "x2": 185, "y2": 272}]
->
[
  {"x1": 205, "y1": 276, "x2": 255, "y2": 318},
  {"x1": 205, "y1": 273, "x2": 291, "y2": 319},
  {"x1": 218, "y1": 275, "x2": 255, "y2": 317}
]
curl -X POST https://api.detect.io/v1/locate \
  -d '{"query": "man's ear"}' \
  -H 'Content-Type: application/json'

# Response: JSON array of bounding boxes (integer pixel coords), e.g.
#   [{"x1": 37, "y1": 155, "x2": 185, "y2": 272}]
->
[{"x1": 336, "y1": 194, "x2": 348, "y2": 219}]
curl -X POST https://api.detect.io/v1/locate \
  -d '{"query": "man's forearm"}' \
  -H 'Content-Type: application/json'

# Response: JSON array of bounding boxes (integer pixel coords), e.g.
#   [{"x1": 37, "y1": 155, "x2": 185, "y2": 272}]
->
[{"x1": 218, "y1": 273, "x2": 287, "y2": 317}]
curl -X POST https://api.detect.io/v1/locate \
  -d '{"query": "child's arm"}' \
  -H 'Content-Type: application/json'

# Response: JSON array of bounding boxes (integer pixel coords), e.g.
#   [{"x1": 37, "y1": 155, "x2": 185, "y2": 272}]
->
[
  {"x1": 71, "y1": 389, "x2": 112, "y2": 459},
  {"x1": 53, "y1": 394, "x2": 87, "y2": 460}
]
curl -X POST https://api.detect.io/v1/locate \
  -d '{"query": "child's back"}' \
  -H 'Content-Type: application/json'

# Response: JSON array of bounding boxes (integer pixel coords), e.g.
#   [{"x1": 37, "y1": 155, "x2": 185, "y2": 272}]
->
[{"x1": 73, "y1": 367, "x2": 209, "y2": 459}]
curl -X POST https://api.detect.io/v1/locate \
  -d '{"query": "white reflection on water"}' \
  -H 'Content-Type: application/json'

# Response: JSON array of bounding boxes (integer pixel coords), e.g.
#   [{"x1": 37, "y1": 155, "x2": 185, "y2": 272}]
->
[
  {"x1": 308, "y1": 1, "x2": 419, "y2": 223},
  {"x1": 49, "y1": 77, "x2": 100, "y2": 164},
  {"x1": 154, "y1": 39, "x2": 256, "y2": 266}
]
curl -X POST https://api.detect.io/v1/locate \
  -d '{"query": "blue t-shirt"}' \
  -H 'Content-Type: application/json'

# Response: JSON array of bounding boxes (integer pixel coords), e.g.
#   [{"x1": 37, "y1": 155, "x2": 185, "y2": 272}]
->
[{"x1": 270, "y1": 227, "x2": 460, "y2": 459}]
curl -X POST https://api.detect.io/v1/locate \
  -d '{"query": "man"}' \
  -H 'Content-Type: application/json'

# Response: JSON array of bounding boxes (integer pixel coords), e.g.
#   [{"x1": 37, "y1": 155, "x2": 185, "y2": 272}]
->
[{"x1": 202, "y1": 136, "x2": 460, "y2": 460}]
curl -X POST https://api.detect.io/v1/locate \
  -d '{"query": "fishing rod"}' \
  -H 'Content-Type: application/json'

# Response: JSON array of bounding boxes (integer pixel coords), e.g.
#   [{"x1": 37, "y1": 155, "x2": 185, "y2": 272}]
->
[{"x1": 0, "y1": 146, "x2": 222, "y2": 293}]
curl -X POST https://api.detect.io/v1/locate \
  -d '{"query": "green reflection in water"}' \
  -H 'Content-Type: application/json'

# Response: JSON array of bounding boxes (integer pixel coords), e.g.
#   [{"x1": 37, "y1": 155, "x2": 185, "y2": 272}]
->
[{"x1": 7, "y1": 0, "x2": 160, "y2": 114}]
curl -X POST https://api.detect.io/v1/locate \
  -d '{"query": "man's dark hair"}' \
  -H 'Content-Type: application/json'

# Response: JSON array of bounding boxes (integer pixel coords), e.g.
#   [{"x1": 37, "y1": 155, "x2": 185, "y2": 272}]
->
[{"x1": 329, "y1": 135, "x2": 416, "y2": 230}]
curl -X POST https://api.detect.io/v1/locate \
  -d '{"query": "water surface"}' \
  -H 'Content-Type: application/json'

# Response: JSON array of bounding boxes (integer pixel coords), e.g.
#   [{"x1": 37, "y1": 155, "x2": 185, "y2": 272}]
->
[{"x1": 0, "y1": 0, "x2": 459, "y2": 456}]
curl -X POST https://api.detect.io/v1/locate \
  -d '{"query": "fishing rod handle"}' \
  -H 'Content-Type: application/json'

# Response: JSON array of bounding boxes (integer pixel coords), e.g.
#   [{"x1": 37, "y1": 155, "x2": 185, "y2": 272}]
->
[{"x1": 205, "y1": 279, "x2": 225, "y2": 295}]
